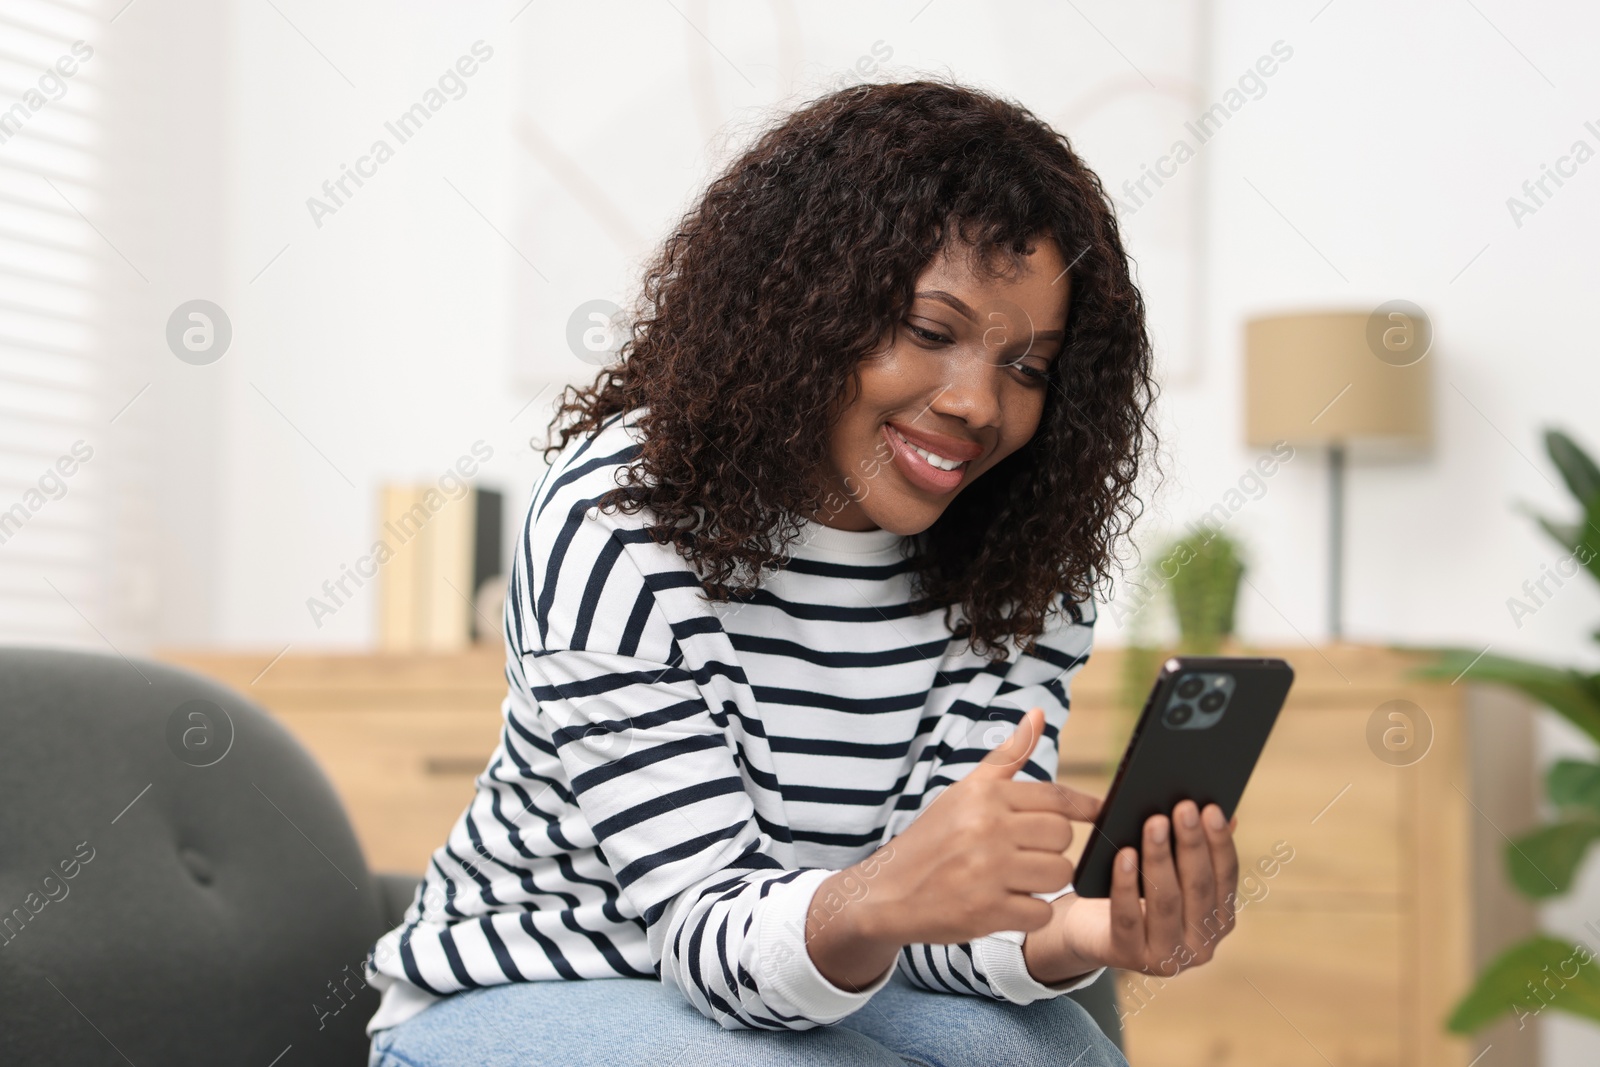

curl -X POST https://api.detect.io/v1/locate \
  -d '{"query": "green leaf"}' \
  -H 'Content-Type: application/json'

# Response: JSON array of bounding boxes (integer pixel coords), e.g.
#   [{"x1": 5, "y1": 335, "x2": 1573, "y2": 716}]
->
[
  {"x1": 1546, "y1": 429, "x2": 1600, "y2": 507},
  {"x1": 1577, "y1": 494, "x2": 1600, "y2": 587},
  {"x1": 1448, "y1": 935, "x2": 1600, "y2": 1032},
  {"x1": 1533, "y1": 513, "x2": 1582, "y2": 555},
  {"x1": 1410, "y1": 650, "x2": 1600, "y2": 745},
  {"x1": 1526, "y1": 430, "x2": 1600, "y2": 585},
  {"x1": 1507, "y1": 818, "x2": 1600, "y2": 897},
  {"x1": 1549, "y1": 759, "x2": 1600, "y2": 812}
]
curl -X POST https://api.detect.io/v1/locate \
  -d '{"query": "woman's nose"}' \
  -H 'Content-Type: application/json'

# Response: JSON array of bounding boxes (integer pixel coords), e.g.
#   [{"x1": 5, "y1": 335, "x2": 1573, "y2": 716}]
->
[{"x1": 929, "y1": 346, "x2": 1006, "y2": 429}]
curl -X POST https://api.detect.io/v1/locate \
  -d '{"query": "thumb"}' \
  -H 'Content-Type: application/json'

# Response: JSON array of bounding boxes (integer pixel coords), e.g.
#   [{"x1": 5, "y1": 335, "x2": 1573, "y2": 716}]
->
[{"x1": 970, "y1": 707, "x2": 1046, "y2": 782}]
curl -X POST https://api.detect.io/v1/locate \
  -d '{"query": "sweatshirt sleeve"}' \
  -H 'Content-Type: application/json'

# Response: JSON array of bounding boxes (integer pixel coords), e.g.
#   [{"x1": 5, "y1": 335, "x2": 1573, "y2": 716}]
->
[
  {"x1": 520, "y1": 503, "x2": 891, "y2": 1030},
  {"x1": 894, "y1": 597, "x2": 1106, "y2": 1003}
]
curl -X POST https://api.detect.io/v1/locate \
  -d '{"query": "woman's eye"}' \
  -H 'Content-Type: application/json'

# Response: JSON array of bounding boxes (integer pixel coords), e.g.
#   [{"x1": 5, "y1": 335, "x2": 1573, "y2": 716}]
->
[
  {"x1": 1011, "y1": 359, "x2": 1051, "y2": 384},
  {"x1": 905, "y1": 323, "x2": 949, "y2": 345}
]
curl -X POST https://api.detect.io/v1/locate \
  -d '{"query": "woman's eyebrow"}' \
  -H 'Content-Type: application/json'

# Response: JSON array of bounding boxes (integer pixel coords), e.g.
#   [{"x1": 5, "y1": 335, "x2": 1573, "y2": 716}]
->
[
  {"x1": 914, "y1": 289, "x2": 978, "y2": 321},
  {"x1": 914, "y1": 290, "x2": 1065, "y2": 343}
]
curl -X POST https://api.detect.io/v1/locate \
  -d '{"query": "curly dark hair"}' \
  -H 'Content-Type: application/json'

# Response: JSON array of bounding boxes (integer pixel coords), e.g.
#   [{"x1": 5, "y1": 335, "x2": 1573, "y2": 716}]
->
[{"x1": 546, "y1": 79, "x2": 1156, "y2": 658}]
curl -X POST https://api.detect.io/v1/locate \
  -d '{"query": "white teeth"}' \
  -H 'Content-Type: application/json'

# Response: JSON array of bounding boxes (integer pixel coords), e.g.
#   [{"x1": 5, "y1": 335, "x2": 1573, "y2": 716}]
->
[{"x1": 893, "y1": 428, "x2": 964, "y2": 471}]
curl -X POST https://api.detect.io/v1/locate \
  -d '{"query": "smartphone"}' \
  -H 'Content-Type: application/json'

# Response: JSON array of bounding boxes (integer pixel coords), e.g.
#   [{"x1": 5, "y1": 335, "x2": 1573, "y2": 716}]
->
[{"x1": 1072, "y1": 655, "x2": 1294, "y2": 898}]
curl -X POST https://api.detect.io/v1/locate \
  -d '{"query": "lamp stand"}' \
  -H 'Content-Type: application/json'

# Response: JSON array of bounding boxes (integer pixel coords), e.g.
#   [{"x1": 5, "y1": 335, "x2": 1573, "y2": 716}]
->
[{"x1": 1327, "y1": 442, "x2": 1345, "y2": 642}]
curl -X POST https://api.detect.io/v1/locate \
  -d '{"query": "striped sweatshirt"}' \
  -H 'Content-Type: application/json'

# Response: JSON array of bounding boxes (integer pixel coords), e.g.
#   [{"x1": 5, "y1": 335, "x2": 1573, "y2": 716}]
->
[{"x1": 366, "y1": 409, "x2": 1100, "y2": 1033}]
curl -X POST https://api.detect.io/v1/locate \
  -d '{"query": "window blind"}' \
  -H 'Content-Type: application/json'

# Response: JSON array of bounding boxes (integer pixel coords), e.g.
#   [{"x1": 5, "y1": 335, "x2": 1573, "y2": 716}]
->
[{"x1": 0, "y1": 0, "x2": 115, "y2": 646}]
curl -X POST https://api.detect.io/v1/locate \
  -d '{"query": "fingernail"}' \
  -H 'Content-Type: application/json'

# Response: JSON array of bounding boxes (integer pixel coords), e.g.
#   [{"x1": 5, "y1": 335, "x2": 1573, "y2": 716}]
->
[
  {"x1": 1204, "y1": 805, "x2": 1225, "y2": 830},
  {"x1": 1151, "y1": 818, "x2": 1168, "y2": 844},
  {"x1": 1179, "y1": 804, "x2": 1199, "y2": 829},
  {"x1": 1121, "y1": 850, "x2": 1136, "y2": 872}
]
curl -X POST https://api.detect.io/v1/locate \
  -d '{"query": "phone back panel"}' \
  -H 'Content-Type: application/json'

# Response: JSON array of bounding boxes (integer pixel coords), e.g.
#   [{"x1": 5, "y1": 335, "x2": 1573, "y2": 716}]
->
[{"x1": 1073, "y1": 656, "x2": 1294, "y2": 897}]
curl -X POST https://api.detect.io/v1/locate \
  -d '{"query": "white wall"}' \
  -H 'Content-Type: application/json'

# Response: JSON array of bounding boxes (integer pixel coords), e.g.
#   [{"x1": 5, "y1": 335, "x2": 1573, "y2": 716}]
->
[
  {"x1": 101, "y1": 0, "x2": 536, "y2": 648},
  {"x1": 132, "y1": 0, "x2": 1220, "y2": 651},
  {"x1": 1161, "y1": 0, "x2": 1600, "y2": 668},
  {"x1": 96, "y1": 0, "x2": 234, "y2": 647},
  {"x1": 211, "y1": 0, "x2": 533, "y2": 647}
]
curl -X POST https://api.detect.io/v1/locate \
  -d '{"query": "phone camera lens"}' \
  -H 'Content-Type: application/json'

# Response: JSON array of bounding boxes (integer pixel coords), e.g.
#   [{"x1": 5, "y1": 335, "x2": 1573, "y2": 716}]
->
[
  {"x1": 1167, "y1": 703, "x2": 1194, "y2": 725},
  {"x1": 1176, "y1": 676, "x2": 1204, "y2": 699},
  {"x1": 1199, "y1": 690, "x2": 1226, "y2": 713}
]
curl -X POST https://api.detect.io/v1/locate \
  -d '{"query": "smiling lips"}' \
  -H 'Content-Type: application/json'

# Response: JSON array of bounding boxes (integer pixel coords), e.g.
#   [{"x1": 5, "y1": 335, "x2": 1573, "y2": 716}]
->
[{"x1": 882, "y1": 422, "x2": 983, "y2": 494}]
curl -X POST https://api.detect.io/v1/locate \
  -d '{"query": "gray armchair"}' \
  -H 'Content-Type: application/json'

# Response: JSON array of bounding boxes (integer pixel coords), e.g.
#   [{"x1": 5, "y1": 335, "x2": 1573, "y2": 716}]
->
[
  {"x1": 0, "y1": 647, "x2": 1121, "y2": 1064},
  {"x1": 0, "y1": 647, "x2": 412, "y2": 1065}
]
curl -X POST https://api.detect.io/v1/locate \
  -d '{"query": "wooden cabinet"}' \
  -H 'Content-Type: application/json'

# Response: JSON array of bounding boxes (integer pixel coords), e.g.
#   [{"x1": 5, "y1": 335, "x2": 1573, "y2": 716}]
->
[
  {"x1": 1059, "y1": 645, "x2": 1534, "y2": 1067},
  {"x1": 163, "y1": 643, "x2": 1535, "y2": 1066}
]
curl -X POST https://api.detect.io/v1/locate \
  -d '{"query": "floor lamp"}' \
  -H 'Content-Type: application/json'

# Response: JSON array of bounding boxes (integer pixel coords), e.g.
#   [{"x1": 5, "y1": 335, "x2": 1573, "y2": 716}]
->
[{"x1": 1244, "y1": 311, "x2": 1432, "y2": 641}]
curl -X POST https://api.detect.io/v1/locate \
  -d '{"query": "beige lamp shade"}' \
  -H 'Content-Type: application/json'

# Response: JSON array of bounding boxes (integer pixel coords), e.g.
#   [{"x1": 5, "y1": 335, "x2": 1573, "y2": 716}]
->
[{"x1": 1244, "y1": 311, "x2": 1432, "y2": 456}]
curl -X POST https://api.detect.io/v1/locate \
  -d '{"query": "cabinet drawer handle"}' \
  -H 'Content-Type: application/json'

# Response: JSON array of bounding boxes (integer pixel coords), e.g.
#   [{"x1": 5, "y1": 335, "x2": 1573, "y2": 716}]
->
[{"x1": 422, "y1": 756, "x2": 483, "y2": 776}]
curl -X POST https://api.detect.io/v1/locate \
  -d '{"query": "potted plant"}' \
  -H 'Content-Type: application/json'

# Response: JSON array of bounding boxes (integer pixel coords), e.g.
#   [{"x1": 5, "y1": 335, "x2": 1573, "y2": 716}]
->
[
  {"x1": 1164, "y1": 530, "x2": 1246, "y2": 655},
  {"x1": 1118, "y1": 528, "x2": 1247, "y2": 722},
  {"x1": 1420, "y1": 430, "x2": 1600, "y2": 1032}
]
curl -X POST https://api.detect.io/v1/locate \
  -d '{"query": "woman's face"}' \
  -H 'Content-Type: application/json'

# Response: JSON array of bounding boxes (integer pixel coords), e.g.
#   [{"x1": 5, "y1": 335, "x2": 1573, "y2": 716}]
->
[{"x1": 817, "y1": 237, "x2": 1070, "y2": 534}]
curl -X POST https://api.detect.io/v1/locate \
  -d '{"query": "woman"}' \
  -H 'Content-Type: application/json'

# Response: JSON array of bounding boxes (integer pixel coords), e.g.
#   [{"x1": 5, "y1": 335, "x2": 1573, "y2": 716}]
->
[{"x1": 366, "y1": 80, "x2": 1240, "y2": 1066}]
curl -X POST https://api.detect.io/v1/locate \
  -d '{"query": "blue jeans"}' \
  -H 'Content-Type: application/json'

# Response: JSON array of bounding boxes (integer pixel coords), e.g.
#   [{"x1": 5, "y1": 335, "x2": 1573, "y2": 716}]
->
[{"x1": 368, "y1": 971, "x2": 1127, "y2": 1067}]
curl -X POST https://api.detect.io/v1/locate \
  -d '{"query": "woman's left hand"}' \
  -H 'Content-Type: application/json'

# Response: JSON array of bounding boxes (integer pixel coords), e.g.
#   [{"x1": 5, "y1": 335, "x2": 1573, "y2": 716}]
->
[{"x1": 1022, "y1": 799, "x2": 1240, "y2": 984}]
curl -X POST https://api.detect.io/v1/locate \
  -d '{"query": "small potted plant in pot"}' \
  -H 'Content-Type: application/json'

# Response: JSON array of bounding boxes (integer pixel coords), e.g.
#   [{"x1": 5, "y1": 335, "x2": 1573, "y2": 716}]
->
[
  {"x1": 1118, "y1": 528, "x2": 1247, "y2": 724},
  {"x1": 1164, "y1": 530, "x2": 1247, "y2": 655}
]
